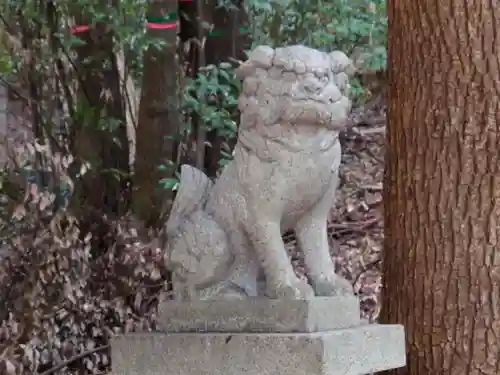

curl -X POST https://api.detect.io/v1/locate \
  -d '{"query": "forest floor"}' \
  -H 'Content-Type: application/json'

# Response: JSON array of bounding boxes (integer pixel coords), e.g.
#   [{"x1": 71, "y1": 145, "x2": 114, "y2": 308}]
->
[{"x1": 286, "y1": 97, "x2": 386, "y2": 322}]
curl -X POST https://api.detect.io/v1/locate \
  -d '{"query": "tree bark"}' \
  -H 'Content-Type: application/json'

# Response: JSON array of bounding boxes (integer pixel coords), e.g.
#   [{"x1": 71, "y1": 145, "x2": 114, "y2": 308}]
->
[
  {"x1": 73, "y1": 14, "x2": 130, "y2": 216},
  {"x1": 381, "y1": 1, "x2": 500, "y2": 374},
  {"x1": 133, "y1": 0, "x2": 179, "y2": 227}
]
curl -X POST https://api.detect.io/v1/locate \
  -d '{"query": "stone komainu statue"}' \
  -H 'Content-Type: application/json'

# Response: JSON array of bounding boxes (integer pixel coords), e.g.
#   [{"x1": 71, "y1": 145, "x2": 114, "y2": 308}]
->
[{"x1": 164, "y1": 45, "x2": 354, "y2": 300}]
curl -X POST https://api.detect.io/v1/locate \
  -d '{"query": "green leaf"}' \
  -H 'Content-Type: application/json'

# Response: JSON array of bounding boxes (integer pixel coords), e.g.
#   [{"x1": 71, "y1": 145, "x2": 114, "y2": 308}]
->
[{"x1": 159, "y1": 177, "x2": 179, "y2": 191}]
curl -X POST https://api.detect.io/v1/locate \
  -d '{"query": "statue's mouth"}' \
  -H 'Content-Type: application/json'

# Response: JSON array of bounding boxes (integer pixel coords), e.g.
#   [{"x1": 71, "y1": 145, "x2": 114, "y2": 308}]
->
[
  {"x1": 274, "y1": 95, "x2": 350, "y2": 126},
  {"x1": 281, "y1": 96, "x2": 340, "y2": 106},
  {"x1": 282, "y1": 86, "x2": 345, "y2": 106},
  {"x1": 305, "y1": 96, "x2": 337, "y2": 105}
]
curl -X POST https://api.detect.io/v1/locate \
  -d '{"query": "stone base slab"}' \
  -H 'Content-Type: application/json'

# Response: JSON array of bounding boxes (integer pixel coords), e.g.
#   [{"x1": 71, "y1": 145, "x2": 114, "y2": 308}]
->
[
  {"x1": 112, "y1": 324, "x2": 406, "y2": 375},
  {"x1": 158, "y1": 296, "x2": 361, "y2": 333}
]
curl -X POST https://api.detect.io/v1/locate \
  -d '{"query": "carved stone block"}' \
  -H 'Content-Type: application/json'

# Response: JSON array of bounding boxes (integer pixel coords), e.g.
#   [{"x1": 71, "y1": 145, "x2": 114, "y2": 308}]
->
[
  {"x1": 157, "y1": 296, "x2": 361, "y2": 333},
  {"x1": 111, "y1": 297, "x2": 406, "y2": 375}
]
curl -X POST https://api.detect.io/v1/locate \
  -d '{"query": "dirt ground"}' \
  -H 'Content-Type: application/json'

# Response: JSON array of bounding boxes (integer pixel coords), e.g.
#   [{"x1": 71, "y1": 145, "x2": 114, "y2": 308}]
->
[{"x1": 286, "y1": 98, "x2": 386, "y2": 322}]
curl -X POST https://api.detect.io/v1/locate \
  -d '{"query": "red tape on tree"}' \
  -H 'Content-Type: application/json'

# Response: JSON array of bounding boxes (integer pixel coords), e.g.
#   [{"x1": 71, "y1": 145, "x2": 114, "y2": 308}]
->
[
  {"x1": 70, "y1": 13, "x2": 177, "y2": 34},
  {"x1": 68, "y1": 8, "x2": 249, "y2": 35}
]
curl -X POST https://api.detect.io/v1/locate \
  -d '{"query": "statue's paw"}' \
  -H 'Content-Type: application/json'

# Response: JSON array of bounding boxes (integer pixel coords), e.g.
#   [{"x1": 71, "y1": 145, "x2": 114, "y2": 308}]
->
[
  {"x1": 266, "y1": 278, "x2": 315, "y2": 299},
  {"x1": 313, "y1": 274, "x2": 353, "y2": 296}
]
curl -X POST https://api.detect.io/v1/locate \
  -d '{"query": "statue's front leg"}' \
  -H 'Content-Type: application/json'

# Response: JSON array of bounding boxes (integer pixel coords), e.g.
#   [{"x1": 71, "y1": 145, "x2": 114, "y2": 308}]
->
[
  {"x1": 247, "y1": 219, "x2": 314, "y2": 299},
  {"x1": 295, "y1": 174, "x2": 353, "y2": 297},
  {"x1": 296, "y1": 216, "x2": 353, "y2": 296}
]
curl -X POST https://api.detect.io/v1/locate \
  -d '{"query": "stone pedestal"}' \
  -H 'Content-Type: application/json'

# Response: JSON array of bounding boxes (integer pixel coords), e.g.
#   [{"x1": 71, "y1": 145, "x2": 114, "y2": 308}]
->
[{"x1": 111, "y1": 297, "x2": 406, "y2": 375}]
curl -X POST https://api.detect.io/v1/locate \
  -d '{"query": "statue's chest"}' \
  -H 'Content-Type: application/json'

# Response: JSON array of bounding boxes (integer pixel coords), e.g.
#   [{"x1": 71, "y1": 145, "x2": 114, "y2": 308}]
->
[
  {"x1": 280, "y1": 159, "x2": 337, "y2": 230},
  {"x1": 283, "y1": 140, "x2": 341, "y2": 192}
]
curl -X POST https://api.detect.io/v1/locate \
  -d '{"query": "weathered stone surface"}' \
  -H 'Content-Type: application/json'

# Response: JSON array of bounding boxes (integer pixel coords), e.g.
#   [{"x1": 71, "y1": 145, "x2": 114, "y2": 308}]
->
[
  {"x1": 163, "y1": 45, "x2": 354, "y2": 301},
  {"x1": 111, "y1": 324, "x2": 406, "y2": 375},
  {"x1": 158, "y1": 296, "x2": 361, "y2": 333}
]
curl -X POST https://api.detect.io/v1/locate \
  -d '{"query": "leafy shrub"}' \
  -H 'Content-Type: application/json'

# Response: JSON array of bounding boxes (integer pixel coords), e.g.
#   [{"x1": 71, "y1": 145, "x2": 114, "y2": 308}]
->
[
  {"x1": 159, "y1": 62, "x2": 241, "y2": 189},
  {"x1": 182, "y1": 63, "x2": 239, "y2": 141},
  {"x1": 0, "y1": 143, "x2": 169, "y2": 374}
]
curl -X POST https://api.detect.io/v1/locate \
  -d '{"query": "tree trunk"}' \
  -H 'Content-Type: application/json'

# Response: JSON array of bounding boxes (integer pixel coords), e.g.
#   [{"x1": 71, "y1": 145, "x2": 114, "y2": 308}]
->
[
  {"x1": 381, "y1": 1, "x2": 500, "y2": 374},
  {"x1": 73, "y1": 16, "x2": 130, "y2": 216},
  {"x1": 133, "y1": 0, "x2": 179, "y2": 227}
]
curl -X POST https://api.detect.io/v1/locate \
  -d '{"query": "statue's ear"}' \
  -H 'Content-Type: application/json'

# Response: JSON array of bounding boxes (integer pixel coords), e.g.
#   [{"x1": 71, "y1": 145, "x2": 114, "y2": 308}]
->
[
  {"x1": 235, "y1": 45, "x2": 275, "y2": 80},
  {"x1": 165, "y1": 164, "x2": 213, "y2": 235},
  {"x1": 235, "y1": 59, "x2": 258, "y2": 80}
]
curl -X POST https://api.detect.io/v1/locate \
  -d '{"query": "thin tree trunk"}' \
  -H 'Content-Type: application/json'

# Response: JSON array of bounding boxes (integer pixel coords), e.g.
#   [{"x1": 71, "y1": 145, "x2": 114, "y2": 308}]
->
[
  {"x1": 133, "y1": 0, "x2": 179, "y2": 227},
  {"x1": 381, "y1": 1, "x2": 500, "y2": 374},
  {"x1": 73, "y1": 15, "x2": 130, "y2": 216}
]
